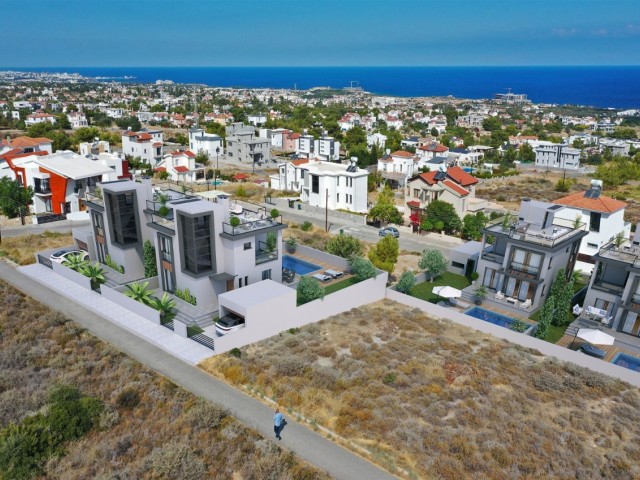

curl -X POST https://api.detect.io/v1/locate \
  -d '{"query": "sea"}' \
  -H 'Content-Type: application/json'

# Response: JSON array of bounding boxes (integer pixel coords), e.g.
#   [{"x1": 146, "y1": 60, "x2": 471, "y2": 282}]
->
[{"x1": 6, "y1": 66, "x2": 640, "y2": 109}]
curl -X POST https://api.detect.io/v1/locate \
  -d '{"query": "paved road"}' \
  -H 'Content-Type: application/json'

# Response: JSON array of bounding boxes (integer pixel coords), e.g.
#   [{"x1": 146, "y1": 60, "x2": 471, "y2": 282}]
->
[
  {"x1": 1, "y1": 219, "x2": 90, "y2": 238},
  {"x1": 0, "y1": 260, "x2": 396, "y2": 480}
]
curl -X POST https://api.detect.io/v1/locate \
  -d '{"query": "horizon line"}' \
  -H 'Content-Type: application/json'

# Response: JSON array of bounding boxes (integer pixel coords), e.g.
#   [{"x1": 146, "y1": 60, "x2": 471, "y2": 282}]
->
[{"x1": 2, "y1": 64, "x2": 640, "y2": 69}]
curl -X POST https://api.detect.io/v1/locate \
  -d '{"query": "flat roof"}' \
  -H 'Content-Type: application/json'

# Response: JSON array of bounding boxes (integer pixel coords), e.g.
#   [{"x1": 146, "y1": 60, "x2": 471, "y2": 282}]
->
[
  {"x1": 219, "y1": 279, "x2": 293, "y2": 308},
  {"x1": 35, "y1": 151, "x2": 113, "y2": 180}
]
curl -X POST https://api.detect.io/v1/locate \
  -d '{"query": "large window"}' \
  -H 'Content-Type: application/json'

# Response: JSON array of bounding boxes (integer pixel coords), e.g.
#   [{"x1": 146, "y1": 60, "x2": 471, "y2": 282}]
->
[
  {"x1": 590, "y1": 212, "x2": 601, "y2": 232},
  {"x1": 180, "y1": 214, "x2": 213, "y2": 275},
  {"x1": 311, "y1": 175, "x2": 319, "y2": 194},
  {"x1": 509, "y1": 249, "x2": 542, "y2": 276},
  {"x1": 106, "y1": 191, "x2": 139, "y2": 246},
  {"x1": 483, "y1": 268, "x2": 500, "y2": 290},
  {"x1": 158, "y1": 234, "x2": 175, "y2": 292}
]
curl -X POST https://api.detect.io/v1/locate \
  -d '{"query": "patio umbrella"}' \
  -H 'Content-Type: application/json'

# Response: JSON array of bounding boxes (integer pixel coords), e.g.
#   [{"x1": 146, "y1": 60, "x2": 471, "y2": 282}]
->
[
  {"x1": 576, "y1": 328, "x2": 615, "y2": 345},
  {"x1": 432, "y1": 286, "x2": 462, "y2": 299}
]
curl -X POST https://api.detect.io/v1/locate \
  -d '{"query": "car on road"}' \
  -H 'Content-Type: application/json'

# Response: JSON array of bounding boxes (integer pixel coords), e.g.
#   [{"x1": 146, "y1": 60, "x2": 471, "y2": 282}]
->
[
  {"x1": 378, "y1": 227, "x2": 400, "y2": 238},
  {"x1": 214, "y1": 312, "x2": 246, "y2": 336},
  {"x1": 50, "y1": 249, "x2": 89, "y2": 264}
]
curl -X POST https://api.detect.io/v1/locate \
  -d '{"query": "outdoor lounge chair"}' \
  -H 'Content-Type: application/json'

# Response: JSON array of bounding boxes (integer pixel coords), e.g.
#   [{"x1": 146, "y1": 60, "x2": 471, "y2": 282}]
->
[
  {"x1": 325, "y1": 269, "x2": 343, "y2": 279},
  {"x1": 579, "y1": 343, "x2": 606, "y2": 359},
  {"x1": 494, "y1": 291, "x2": 505, "y2": 301},
  {"x1": 312, "y1": 273, "x2": 331, "y2": 282},
  {"x1": 282, "y1": 268, "x2": 295, "y2": 283},
  {"x1": 519, "y1": 299, "x2": 532, "y2": 310},
  {"x1": 601, "y1": 316, "x2": 612, "y2": 326}
]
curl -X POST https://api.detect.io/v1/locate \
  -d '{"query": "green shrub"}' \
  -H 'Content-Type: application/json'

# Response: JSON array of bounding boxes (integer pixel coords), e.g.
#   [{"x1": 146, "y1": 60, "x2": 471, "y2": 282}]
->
[
  {"x1": 105, "y1": 254, "x2": 125, "y2": 274},
  {"x1": 175, "y1": 287, "x2": 197, "y2": 306},
  {"x1": 297, "y1": 276, "x2": 325, "y2": 305},
  {"x1": 143, "y1": 240, "x2": 158, "y2": 277},
  {"x1": 300, "y1": 221, "x2": 313, "y2": 232},
  {"x1": 396, "y1": 271, "x2": 416, "y2": 293},
  {"x1": 349, "y1": 256, "x2": 377, "y2": 281},
  {"x1": 325, "y1": 233, "x2": 363, "y2": 258},
  {"x1": 230, "y1": 216, "x2": 241, "y2": 227}
]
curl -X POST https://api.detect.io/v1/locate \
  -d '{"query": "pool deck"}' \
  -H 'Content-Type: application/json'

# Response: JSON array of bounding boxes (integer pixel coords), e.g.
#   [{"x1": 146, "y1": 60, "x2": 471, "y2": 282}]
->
[{"x1": 284, "y1": 251, "x2": 352, "y2": 287}]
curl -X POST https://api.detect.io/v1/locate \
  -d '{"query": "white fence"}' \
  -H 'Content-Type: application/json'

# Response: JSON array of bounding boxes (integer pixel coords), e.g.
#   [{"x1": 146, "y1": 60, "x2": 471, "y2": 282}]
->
[
  {"x1": 51, "y1": 261, "x2": 93, "y2": 290},
  {"x1": 214, "y1": 271, "x2": 388, "y2": 353},
  {"x1": 386, "y1": 289, "x2": 640, "y2": 387},
  {"x1": 100, "y1": 284, "x2": 161, "y2": 325}
]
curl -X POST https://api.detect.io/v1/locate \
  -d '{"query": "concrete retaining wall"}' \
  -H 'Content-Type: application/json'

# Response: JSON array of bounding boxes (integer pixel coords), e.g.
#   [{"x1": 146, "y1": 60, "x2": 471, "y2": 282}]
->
[
  {"x1": 294, "y1": 245, "x2": 350, "y2": 271},
  {"x1": 214, "y1": 271, "x2": 388, "y2": 353},
  {"x1": 52, "y1": 262, "x2": 92, "y2": 290},
  {"x1": 271, "y1": 197, "x2": 368, "y2": 226},
  {"x1": 100, "y1": 284, "x2": 161, "y2": 325},
  {"x1": 386, "y1": 289, "x2": 640, "y2": 387}
]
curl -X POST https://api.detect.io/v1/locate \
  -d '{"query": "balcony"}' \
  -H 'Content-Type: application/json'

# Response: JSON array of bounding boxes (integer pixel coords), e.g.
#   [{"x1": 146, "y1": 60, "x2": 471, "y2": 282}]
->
[
  {"x1": 592, "y1": 279, "x2": 626, "y2": 294},
  {"x1": 507, "y1": 261, "x2": 540, "y2": 277},
  {"x1": 84, "y1": 191, "x2": 104, "y2": 208},
  {"x1": 146, "y1": 199, "x2": 176, "y2": 232},
  {"x1": 221, "y1": 206, "x2": 283, "y2": 237},
  {"x1": 597, "y1": 238, "x2": 640, "y2": 267},
  {"x1": 481, "y1": 245, "x2": 505, "y2": 264},
  {"x1": 484, "y1": 217, "x2": 586, "y2": 249},
  {"x1": 255, "y1": 241, "x2": 278, "y2": 265}
]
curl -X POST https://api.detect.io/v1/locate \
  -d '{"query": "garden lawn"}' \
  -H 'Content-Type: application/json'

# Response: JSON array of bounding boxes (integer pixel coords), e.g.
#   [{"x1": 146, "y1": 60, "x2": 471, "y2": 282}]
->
[
  {"x1": 324, "y1": 276, "x2": 359, "y2": 295},
  {"x1": 407, "y1": 271, "x2": 470, "y2": 303},
  {"x1": 545, "y1": 324, "x2": 570, "y2": 343}
]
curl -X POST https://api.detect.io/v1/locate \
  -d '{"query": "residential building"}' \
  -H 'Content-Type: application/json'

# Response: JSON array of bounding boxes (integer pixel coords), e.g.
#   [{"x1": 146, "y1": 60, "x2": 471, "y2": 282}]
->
[
  {"x1": 67, "y1": 112, "x2": 88, "y2": 129},
  {"x1": 25, "y1": 112, "x2": 57, "y2": 126},
  {"x1": 476, "y1": 199, "x2": 587, "y2": 309},
  {"x1": 377, "y1": 150, "x2": 421, "y2": 188},
  {"x1": 121, "y1": 129, "x2": 163, "y2": 166},
  {"x1": 225, "y1": 123, "x2": 271, "y2": 165},
  {"x1": 599, "y1": 138, "x2": 630, "y2": 156},
  {"x1": 417, "y1": 142, "x2": 449, "y2": 159},
  {"x1": 368, "y1": 133, "x2": 387, "y2": 148},
  {"x1": 0, "y1": 136, "x2": 52, "y2": 155},
  {"x1": 82, "y1": 179, "x2": 286, "y2": 303},
  {"x1": 247, "y1": 113, "x2": 267, "y2": 126},
  {"x1": 295, "y1": 134, "x2": 340, "y2": 162},
  {"x1": 535, "y1": 144, "x2": 581, "y2": 170},
  {"x1": 155, "y1": 150, "x2": 206, "y2": 183},
  {"x1": 338, "y1": 112, "x2": 361, "y2": 131},
  {"x1": 188, "y1": 128, "x2": 224, "y2": 157},
  {"x1": 456, "y1": 114, "x2": 485, "y2": 128},
  {"x1": 583, "y1": 230, "x2": 640, "y2": 337},
  {"x1": 552, "y1": 181, "x2": 630, "y2": 273},
  {"x1": 404, "y1": 166, "x2": 480, "y2": 217},
  {"x1": 79, "y1": 140, "x2": 111, "y2": 156}
]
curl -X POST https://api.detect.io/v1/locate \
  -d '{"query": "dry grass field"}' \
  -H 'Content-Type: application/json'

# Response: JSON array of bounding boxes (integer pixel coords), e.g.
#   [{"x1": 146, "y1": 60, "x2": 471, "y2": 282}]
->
[
  {"x1": 201, "y1": 300, "x2": 640, "y2": 480},
  {"x1": 0, "y1": 280, "x2": 329, "y2": 480},
  {"x1": 0, "y1": 232, "x2": 73, "y2": 265}
]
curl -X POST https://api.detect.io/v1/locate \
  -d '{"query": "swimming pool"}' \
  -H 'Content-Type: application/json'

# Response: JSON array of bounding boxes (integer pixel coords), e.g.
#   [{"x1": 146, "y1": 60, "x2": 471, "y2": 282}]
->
[
  {"x1": 282, "y1": 255, "x2": 322, "y2": 275},
  {"x1": 611, "y1": 353, "x2": 640, "y2": 372},
  {"x1": 465, "y1": 306, "x2": 533, "y2": 333}
]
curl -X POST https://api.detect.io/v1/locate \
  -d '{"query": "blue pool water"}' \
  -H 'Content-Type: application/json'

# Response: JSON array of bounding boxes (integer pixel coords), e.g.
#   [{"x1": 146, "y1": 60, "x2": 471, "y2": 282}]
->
[
  {"x1": 465, "y1": 306, "x2": 531, "y2": 331},
  {"x1": 611, "y1": 353, "x2": 640, "y2": 372},
  {"x1": 282, "y1": 255, "x2": 322, "y2": 275},
  {"x1": 463, "y1": 167, "x2": 474, "y2": 173}
]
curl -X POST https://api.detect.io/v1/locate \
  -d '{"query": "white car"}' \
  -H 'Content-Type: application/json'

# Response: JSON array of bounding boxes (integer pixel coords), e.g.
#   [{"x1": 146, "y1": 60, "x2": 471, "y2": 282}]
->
[
  {"x1": 214, "y1": 312, "x2": 245, "y2": 336},
  {"x1": 50, "y1": 249, "x2": 89, "y2": 264}
]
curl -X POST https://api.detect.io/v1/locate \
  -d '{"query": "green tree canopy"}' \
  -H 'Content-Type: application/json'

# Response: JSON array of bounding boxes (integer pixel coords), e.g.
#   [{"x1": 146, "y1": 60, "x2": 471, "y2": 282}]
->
[
  {"x1": 368, "y1": 185, "x2": 403, "y2": 225},
  {"x1": 325, "y1": 233, "x2": 364, "y2": 259},
  {"x1": 418, "y1": 249, "x2": 449, "y2": 282},
  {"x1": 0, "y1": 177, "x2": 33, "y2": 222},
  {"x1": 461, "y1": 212, "x2": 487, "y2": 241},
  {"x1": 423, "y1": 200, "x2": 461, "y2": 234},
  {"x1": 368, "y1": 234, "x2": 399, "y2": 274},
  {"x1": 297, "y1": 276, "x2": 325, "y2": 305}
]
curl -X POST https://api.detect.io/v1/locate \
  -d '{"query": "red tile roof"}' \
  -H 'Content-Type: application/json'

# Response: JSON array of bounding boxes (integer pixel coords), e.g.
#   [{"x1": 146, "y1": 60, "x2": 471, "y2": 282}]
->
[
  {"x1": 152, "y1": 142, "x2": 163, "y2": 147},
  {"x1": 290, "y1": 133, "x2": 301, "y2": 139},
  {"x1": 291, "y1": 158, "x2": 309, "y2": 166},
  {"x1": 391, "y1": 150, "x2": 413, "y2": 158},
  {"x1": 417, "y1": 171, "x2": 437, "y2": 185},
  {"x1": 446, "y1": 166, "x2": 478, "y2": 186},
  {"x1": 137, "y1": 133, "x2": 152, "y2": 141},
  {"x1": 233, "y1": 173, "x2": 250, "y2": 180},
  {"x1": 5, "y1": 136, "x2": 52, "y2": 148},
  {"x1": 407, "y1": 200, "x2": 420, "y2": 207},
  {"x1": 442, "y1": 179, "x2": 470, "y2": 196},
  {"x1": 553, "y1": 191, "x2": 627, "y2": 214},
  {"x1": 418, "y1": 143, "x2": 449, "y2": 153},
  {"x1": 173, "y1": 166, "x2": 189, "y2": 173},
  {"x1": 154, "y1": 167, "x2": 166, "y2": 172}
]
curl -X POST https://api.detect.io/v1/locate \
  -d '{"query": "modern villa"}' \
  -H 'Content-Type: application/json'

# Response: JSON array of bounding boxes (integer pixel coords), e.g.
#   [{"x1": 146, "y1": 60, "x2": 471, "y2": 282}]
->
[{"x1": 476, "y1": 199, "x2": 588, "y2": 310}]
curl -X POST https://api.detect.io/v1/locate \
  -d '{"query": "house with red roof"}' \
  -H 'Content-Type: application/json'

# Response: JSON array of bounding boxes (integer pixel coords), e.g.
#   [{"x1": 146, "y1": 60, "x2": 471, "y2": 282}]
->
[
  {"x1": 155, "y1": 150, "x2": 205, "y2": 183},
  {"x1": 417, "y1": 142, "x2": 449, "y2": 159},
  {"x1": 404, "y1": 165, "x2": 480, "y2": 217},
  {"x1": 377, "y1": 150, "x2": 421, "y2": 187},
  {"x1": 552, "y1": 180, "x2": 631, "y2": 273},
  {"x1": 25, "y1": 111, "x2": 57, "y2": 126},
  {"x1": 121, "y1": 129, "x2": 163, "y2": 166}
]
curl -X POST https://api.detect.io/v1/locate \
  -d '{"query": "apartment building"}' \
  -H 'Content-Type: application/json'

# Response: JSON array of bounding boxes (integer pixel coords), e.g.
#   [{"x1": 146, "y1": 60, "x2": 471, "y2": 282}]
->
[
  {"x1": 535, "y1": 144, "x2": 581, "y2": 170},
  {"x1": 295, "y1": 134, "x2": 341, "y2": 162},
  {"x1": 476, "y1": 199, "x2": 588, "y2": 309},
  {"x1": 225, "y1": 123, "x2": 271, "y2": 165}
]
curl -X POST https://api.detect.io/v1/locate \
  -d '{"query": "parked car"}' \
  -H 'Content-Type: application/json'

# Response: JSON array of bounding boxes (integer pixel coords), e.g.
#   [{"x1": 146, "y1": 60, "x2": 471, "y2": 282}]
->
[
  {"x1": 214, "y1": 312, "x2": 245, "y2": 336},
  {"x1": 378, "y1": 226, "x2": 400, "y2": 238},
  {"x1": 50, "y1": 249, "x2": 89, "y2": 264}
]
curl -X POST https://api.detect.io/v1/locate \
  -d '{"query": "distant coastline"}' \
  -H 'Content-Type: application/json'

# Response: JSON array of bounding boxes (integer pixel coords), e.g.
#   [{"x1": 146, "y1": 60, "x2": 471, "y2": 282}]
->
[{"x1": 3, "y1": 66, "x2": 640, "y2": 109}]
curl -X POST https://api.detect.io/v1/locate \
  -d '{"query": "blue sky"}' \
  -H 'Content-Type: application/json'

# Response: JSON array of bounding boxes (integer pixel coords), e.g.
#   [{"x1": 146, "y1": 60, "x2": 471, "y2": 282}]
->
[{"x1": 3, "y1": 0, "x2": 639, "y2": 66}]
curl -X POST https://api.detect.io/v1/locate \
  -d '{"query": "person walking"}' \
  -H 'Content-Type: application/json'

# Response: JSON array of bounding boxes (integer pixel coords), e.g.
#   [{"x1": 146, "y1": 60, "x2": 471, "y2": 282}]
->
[{"x1": 274, "y1": 408, "x2": 284, "y2": 440}]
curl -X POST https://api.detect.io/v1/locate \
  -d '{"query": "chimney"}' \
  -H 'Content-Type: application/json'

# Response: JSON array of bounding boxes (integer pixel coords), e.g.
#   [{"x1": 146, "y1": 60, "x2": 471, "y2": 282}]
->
[{"x1": 140, "y1": 175, "x2": 153, "y2": 201}]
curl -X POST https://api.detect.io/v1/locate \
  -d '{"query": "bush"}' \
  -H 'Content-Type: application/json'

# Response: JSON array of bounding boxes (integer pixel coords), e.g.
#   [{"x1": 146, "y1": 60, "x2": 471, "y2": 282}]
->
[
  {"x1": 143, "y1": 240, "x2": 157, "y2": 277},
  {"x1": 368, "y1": 235, "x2": 399, "y2": 274},
  {"x1": 235, "y1": 185, "x2": 248, "y2": 197},
  {"x1": 148, "y1": 442, "x2": 206, "y2": 480},
  {"x1": 297, "y1": 276, "x2": 325, "y2": 305},
  {"x1": 300, "y1": 221, "x2": 313, "y2": 232},
  {"x1": 230, "y1": 216, "x2": 240, "y2": 227},
  {"x1": 105, "y1": 255, "x2": 124, "y2": 274},
  {"x1": 185, "y1": 400, "x2": 229, "y2": 430},
  {"x1": 396, "y1": 271, "x2": 416, "y2": 293},
  {"x1": 418, "y1": 249, "x2": 449, "y2": 282},
  {"x1": 115, "y1": 388, "x2": 140, "y2": 409},
  {"x1": 174, "y1": 288, "x2": 197, "y2": 306},
  {"x1": 349, "y1": 256, "x2": 377, "y2": 281},
  {"x1": 325, "y1": 233, "x2": 363, "y2": 258}
]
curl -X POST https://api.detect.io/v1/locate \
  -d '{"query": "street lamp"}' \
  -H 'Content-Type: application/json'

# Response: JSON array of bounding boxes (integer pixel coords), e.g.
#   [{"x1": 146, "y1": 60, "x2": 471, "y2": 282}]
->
[{"x1": 214, "y1": 146, "x2": 220, "y2": 190}]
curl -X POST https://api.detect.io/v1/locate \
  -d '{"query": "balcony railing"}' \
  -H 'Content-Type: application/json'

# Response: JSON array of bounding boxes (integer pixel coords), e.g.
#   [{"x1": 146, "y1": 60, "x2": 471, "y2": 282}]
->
[
  {"x1": 222, "y1": 206, "x2": 282, "y2": 236},
  {"x1": 597, "y1": 238, "x2": 640, "y2": 267},
  {"x1": 256, "y1": 240, "x2": 278, "y2": 265},
  {"x1": 84, "y1": 191, "x2": 104, "y2": 207},
  {"x1": 508, "y1": 262, "x2": 540, "y2": 277},
  {"x1": 484, "y1": 217, "x2": 586, "y2": 249}
]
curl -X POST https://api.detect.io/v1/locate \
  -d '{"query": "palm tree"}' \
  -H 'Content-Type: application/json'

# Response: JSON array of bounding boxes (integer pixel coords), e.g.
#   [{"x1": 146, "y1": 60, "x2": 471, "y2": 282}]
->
[
  {"x1": 150, "y1": 293, "x2": 177, "y2": 323},
  {"x1": 63, "y1": 254, "x2": 88, "y2": 272},
  {"x1": 82, "y1": 263, "x2": 106, "y2": 290},
  {"x1": 124, "y1": 281, "x2": 154, "y2": 305}
]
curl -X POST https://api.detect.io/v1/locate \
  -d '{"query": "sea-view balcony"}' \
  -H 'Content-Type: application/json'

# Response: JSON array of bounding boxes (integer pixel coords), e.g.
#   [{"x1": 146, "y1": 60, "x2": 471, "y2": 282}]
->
[
  {"x1": 255, "y1": 240, "x2": 278, "y2": 265},
  {"x1": 484, "y1": 217, "x2": 586, "y2": 249},
  {"x1": 597, "y1": 238, "x2": 640, "y2": 267}
]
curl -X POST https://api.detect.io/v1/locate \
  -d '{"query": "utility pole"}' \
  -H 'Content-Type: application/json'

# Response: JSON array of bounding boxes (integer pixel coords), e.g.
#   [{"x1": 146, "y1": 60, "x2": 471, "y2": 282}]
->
[{"x1": 325, "y1": 188, "x2": 329, "y2": 232}]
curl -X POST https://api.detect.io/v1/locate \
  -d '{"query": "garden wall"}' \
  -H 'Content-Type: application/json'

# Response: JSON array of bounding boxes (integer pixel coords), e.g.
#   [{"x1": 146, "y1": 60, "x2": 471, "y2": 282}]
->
[
  {"x1": 294, "y1": 245, "x2": 350, "y2": 271},
  {"x1": 386, "y1": 289, "x2": 640, "y2": 387},
  {"x1": 270, "y1": 197, "x2": 368, "y2": 226},
  {"x1": 100, "y1": 284, "x2": 161, "y2": 325},
  {"x1": 51, "y1": 262, "x2": 92, "y2": 290},
  {"x1": 214, "y1": 271, "x2": 388, "y2": 354}
]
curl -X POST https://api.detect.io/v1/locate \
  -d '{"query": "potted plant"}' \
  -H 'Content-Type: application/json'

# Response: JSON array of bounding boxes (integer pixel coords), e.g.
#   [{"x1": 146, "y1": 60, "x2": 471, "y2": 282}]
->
[
  {"x1": 230, "y1": 216, "x2": 241, "y2": 228},
  {"x1": 285, "y1": 236, "x2": 298, "y2": 254},
  {"x1": 270, "y1": 208, "x2": 280, "y2": 223},
  {"x1": 473, "y1": 285, "x2": 488, "y2": 305}
]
